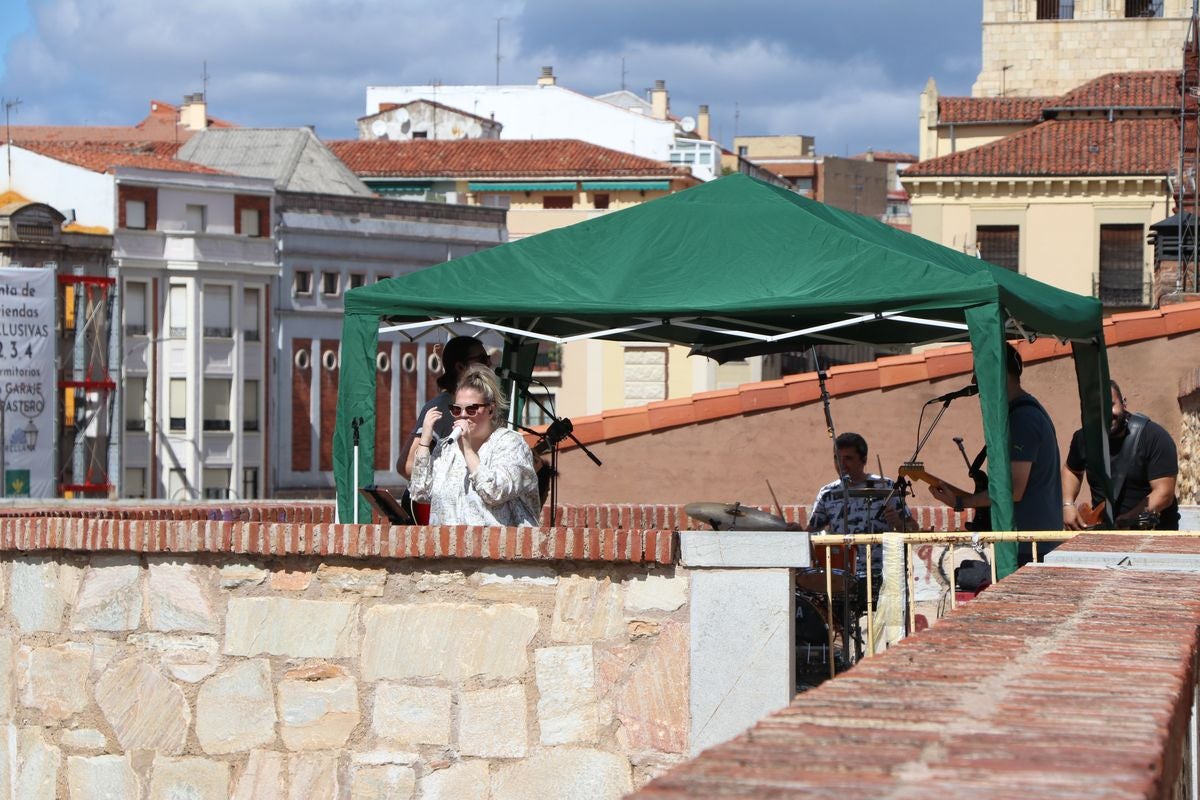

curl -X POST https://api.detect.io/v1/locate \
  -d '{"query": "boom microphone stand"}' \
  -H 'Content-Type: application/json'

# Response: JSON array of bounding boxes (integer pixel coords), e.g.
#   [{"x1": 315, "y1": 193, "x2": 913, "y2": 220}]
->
[{"x1": 503, "y1": 372, "x2": 601, "y2": 521}]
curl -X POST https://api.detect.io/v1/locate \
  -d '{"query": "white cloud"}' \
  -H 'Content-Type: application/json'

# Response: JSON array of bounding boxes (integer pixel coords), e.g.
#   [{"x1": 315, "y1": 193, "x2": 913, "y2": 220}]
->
[{"x1": 0, "y1": 0, "x2": 970, "y2": 152}]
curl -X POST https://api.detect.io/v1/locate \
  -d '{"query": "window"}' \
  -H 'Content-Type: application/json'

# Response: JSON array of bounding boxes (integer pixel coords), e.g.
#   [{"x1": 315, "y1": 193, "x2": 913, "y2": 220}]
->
[
  {"x1": 243, "y1": 288, "x2": 260, "y2": 342},
  {"x1": 737, "y1": 145, "x2": 748, "y2": 157},
  {"x1": 976, "y1": 225, "x2": 1020, "y2": 272},
  {"x1": 185, "y1": 204, "x2": 207, "y2": 233},
  {"x1": 123, "y1": 468, "x2": 146, "y2": 499},
  {"x1": 125, "y1": 200, "x2": 147, "y2": 230},
  {"x1": 168, "y1": 468, "x2": 189, "y2": 501},
  {"x1": 294, "y1": 270, "x2": 312, "y2": 297},
  {"x1": 1125, "y1": 0, "x2": 1163, "y2": 16},
  {"x1": 125, "y1": 377, "x2": 146, "y2": 432},
  {"x1": 321, "y1": 272, "x2": 341, "y2": 297},
  {"x1": 203, "y1": 468, "x2": 230, "y2": 500},
  {"x1": 478, "y1": 193, "x2": 511, "y2": 209},
  {"x1": 375, "y1": 274, "x2": 392, "y2": 283},
  {"x1": 542, "y1": 195, "x2": 573, "y2": 210},
  {"x1": 125, "y1": 282, "x2": 148, "y2": 336},
  {"x1": 168, "y1": 284, "x2": 188, "y2": 338},
  {"x1": 203, "y1": 379, "x2": 231, "y2": 431},
  {"x1": 794, "y1": 177, "x2": 814, "y2": 194},
  {"x1": 348, "y1": 273, "x2": 366, "y2": 291},
  {"x1": 1036, "y1": 0, "x2": 1074, "y2": 19},
  {"x1": 243, "y1": 467, "x2": 259, "y2": 500},
  {"x1": 203, "y1": 286, "x2": 232, "y2": 338},
  {"x1": 169, "y1": 379, "x2": 187, "y2": 431},
  {"x1": 243, "y1": 380, "x2": 259, "y2": 432},
  {"x1": 523, "y1": 390, "x2": 558, "y2": 428},
  {"x1": 412, "y1": 130, "x2": 428, "y2": 139},
  {"x1": 1098, "y1": 224, "x2": 1147, "y2": 307},
  {"x1": 240, "y1": 207, "x2": 262, "y2": 237},
  {"x1": 593, "y1": 193, "x2": 610, "y2": 210}
]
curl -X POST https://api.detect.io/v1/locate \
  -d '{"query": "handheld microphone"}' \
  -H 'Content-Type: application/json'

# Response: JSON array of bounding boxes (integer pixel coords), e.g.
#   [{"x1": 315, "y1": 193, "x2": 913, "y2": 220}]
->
[
  {"x1": 447, "y1": 427, "x2": 464, "y2": 443},
  {"x1": 929, "y1": 384, "x2": 979, "y2": 404}
]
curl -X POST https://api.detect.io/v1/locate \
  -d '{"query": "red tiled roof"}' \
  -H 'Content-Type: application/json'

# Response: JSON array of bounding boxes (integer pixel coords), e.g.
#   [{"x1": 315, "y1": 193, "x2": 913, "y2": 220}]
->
[
  {"x1": 1054, "y1": 70, "x2": 1180, "y2": 109},
  {"x1": 903, "y1": 116, "x2": 1178, "y2": 178},
  {"x1": 7, "y1": 99, "x2": 236, "y2": 145},
  {"x1": 19, "y1": 142, "x2": 223, "y2": 176},
  {"x1": 938, "y1": 96, "x2": 1054, "y2": 124},
  {"x1": 537, "y1": 302, "x2": 1200, "y2": 450},
  {"x1": 326, "y1": 139, "x2": 693, "y2": 179}
]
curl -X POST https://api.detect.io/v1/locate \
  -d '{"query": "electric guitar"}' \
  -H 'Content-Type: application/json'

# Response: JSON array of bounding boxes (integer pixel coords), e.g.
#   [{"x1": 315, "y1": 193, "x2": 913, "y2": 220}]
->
[{"x1": 902, "y1": 462, "x2": 1107, "y2": 528}]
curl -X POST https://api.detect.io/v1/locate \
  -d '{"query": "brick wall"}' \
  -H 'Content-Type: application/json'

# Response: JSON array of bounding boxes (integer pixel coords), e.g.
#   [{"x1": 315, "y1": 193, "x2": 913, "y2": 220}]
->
[
  {"x1": 290, "y1": 340, "x2": 312, "y2": 472},
  {"x1": 319, "y1": 339, "x2": 340, "y2": 472},
  {"x1": 374, "y1": 342, "x2": 391, "y2": 470},
  {"x1": 116, "y1": 185, "x2": 157, "y2": 230},
  {"x1": 634, "y1": 532, "x2": 1200, "y2": 798},
  {"x1": 233, "y1": 194, "x2": 270, "y2": 237}
]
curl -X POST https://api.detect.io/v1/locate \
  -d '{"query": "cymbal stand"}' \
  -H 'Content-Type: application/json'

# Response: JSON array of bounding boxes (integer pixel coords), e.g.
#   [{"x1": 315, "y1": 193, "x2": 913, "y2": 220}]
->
[{"x1": 812, "y1": 348, "x2": 854, "y2": 669}]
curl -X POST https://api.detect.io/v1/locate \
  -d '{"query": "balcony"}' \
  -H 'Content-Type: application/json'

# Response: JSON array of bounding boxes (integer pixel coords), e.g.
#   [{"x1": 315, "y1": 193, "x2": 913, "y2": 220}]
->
[{"x1": 116, "y1": 230, "x2": 275, "y2": 268}]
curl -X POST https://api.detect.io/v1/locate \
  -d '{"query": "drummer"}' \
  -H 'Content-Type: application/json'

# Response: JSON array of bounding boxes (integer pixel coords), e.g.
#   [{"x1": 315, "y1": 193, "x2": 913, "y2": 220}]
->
[{"x1": 807, "y1": 433, "x2": 916, "y2": 572}]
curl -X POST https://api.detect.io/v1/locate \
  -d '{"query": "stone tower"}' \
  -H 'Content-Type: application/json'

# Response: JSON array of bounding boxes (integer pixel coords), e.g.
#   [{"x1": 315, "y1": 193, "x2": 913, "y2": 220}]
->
[{"x1": 973, "y1": 0, "x2": 1193, "y2": 97}]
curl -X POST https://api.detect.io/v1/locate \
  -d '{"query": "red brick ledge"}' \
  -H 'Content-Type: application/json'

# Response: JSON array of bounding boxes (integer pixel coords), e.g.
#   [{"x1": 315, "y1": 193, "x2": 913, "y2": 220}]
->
[
  {"x1": 0, "y1": 517, "x2": 676, "y2": 564},
  {"x1": 536, "y1": 301, "x2": 1200, "y2": 451}
]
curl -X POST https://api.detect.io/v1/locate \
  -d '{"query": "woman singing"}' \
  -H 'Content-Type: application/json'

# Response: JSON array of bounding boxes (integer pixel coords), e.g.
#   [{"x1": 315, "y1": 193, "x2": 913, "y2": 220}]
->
[{"x1": 408, "y1": 364, "x2": 541, "y2": 527}]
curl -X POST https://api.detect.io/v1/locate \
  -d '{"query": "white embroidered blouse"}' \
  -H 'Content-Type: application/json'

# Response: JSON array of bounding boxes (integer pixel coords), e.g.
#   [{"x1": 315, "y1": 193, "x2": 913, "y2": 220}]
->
[{"x1": 409, "y1": 426, "x2": 541, "y2": 527}]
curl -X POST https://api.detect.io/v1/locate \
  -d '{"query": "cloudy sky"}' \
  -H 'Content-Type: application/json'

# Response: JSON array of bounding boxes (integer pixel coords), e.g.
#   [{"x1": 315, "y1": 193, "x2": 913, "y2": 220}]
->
[{"x1": 0, "y1": 0, "x2": 982, "y2": 155}]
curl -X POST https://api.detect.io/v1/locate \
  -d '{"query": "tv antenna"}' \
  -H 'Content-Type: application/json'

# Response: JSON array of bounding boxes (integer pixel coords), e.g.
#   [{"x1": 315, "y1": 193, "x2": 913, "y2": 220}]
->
[{"x1": 3, "y1": 97, "x2": 20, "y2": 180}]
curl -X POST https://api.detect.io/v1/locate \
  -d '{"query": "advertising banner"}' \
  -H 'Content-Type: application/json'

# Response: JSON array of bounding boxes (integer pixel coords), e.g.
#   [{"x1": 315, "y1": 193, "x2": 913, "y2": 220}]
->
[{"x1": 0, "y1": 268, "x2": 56, "y2": 498}]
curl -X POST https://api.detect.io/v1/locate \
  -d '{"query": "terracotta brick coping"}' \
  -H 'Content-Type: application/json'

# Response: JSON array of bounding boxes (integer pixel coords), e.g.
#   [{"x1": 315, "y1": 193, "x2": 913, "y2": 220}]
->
[
  {"x1": 540, "y1": 301, "x2": 1200, "y2": 451},
  {"x1": 0, "y1": 517, "x2": 677, "y2": 564},
  {"x1": 634, "y1": 534, "x2": 1200, "y2": 798}
]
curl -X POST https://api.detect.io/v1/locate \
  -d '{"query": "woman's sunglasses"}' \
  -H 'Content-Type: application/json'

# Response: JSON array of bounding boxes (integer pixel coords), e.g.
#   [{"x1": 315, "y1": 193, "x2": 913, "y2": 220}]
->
[{"x1": 449, "y1": 403, "x2": 491, "y2": 418}]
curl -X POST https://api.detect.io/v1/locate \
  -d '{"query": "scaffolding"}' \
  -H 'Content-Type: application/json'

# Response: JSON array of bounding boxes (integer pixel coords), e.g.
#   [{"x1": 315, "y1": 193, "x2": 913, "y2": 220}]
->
[{"x1": 57, "y1": 272, "x2": 118, "y2": 498}]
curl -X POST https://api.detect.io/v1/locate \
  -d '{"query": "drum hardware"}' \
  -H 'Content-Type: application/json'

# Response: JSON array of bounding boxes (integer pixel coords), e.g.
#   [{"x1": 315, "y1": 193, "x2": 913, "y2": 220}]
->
[{"x1": 684, "y1": 501, "x2": 790, "y2": 531}]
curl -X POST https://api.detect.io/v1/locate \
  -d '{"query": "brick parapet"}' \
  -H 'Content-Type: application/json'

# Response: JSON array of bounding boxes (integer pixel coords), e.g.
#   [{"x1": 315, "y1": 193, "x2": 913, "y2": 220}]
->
[
  {"x1": 634, "y1": 539, "x2": 1200, "y2": 798},
  {"x1": 0, "y1": 501, "x2": 969, "y2": 563},
  {"x1": 0, "y1": 516, "x2": 676, "y2": 564}
]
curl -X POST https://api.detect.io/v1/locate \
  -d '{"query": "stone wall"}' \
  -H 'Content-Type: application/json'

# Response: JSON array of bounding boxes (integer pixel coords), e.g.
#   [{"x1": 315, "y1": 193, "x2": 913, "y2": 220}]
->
[{"x1": 0, "y1": 520, "x2": 688, "y2": 799}]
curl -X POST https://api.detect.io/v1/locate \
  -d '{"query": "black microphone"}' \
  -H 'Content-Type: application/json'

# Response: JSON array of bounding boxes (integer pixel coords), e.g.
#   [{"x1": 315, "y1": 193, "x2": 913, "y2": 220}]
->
[{"x1": 928, "y1": 384, "x2": 979, "y2": 404}]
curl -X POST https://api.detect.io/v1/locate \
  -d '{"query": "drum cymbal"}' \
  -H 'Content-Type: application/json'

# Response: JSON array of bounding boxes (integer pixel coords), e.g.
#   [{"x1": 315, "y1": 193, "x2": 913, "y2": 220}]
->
[
  {"x1": 843, "y1": 487, "x2": 895, "y2": 500},
  {"x1": 685, "y1": 501, "x2": 790, "y2": 531}
]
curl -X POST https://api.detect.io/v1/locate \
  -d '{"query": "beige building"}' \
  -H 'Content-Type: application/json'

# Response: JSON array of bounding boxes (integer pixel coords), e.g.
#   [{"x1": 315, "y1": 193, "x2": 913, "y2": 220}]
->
[
  {"x1": 906, "y1": 70, "x2": 1179, "y2": 308},
  {"x1": 329, "y1": 138, "x2": 768, "y2": 422},
  {"x1": 974, "y1": 0, "x2": 1191, "y2": 98}
]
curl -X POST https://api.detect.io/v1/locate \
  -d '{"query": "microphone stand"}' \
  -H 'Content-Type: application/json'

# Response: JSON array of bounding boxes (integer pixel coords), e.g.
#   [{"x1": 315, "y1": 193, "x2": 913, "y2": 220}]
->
[
  {"x1": 505, "y1": 373, "x2": 602, "y2": 521},
  {"x1": 350, "y1": 416, "x2": 364, "y2": 525},
  {"x1": 812, "y1": 347, "x2": 854, "y2": 670}
]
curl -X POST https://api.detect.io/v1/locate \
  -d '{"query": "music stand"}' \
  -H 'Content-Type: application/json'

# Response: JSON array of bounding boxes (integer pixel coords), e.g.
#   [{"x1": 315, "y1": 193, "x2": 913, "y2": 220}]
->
[{"x1": 360, "y1": 486, "x2": 414, "y2": 525}]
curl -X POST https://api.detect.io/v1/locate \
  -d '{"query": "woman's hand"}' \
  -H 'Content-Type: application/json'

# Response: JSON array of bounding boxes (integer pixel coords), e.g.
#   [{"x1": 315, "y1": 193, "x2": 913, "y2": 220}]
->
[
  {"x1": 420, "y1": 407, "x2": 442, "y2": 447},
  {"x1": 453, "y1": 419, "x2": 472, "y2": 450}
]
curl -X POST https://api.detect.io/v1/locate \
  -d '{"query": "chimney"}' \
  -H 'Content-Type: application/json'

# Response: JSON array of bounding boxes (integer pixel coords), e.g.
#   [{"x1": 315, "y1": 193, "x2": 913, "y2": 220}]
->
[
  {"x1": 865, "y1": 148, "x2": 875, "y2": 162},
  {"x1": 180, "y1": 92, "x2": 208, "y2": 131},
  {"x1": 537, "y1": 66, "x2": 557, "y2": 87},
  {"x1": 651, "y1": 79, "x2": 669, "y2": 120},
  {"x1": 697, "y1": 104, "x2": 711, "y2": 140}
]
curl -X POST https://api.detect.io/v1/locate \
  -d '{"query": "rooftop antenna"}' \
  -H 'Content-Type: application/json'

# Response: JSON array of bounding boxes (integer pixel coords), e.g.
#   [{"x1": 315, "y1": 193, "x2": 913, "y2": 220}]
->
[
  {"x1": 202, "y1": 59, "x2": 210, "y2": 100},
  {"x1": 620, "y1": 56, "x2": 627, "y2": 91},
  {"x1": 734, "y1": 101, "x2": 740, "y2": 141},
  {"x1": 3, "y1": 97, "x2": 20, "y2": 182},
  {"x1": 495, "y1": 18, "x2": 506, "y2": 85},
  {"x1": 1000, "y1": 64, "x2": 1012, "y2": 98}
]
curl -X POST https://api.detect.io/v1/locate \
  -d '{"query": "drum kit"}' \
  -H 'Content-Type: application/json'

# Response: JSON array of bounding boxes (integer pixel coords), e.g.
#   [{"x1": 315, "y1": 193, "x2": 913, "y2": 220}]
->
[{"x1": 685, "y1": 491, "x2": 892, "y2": 673}]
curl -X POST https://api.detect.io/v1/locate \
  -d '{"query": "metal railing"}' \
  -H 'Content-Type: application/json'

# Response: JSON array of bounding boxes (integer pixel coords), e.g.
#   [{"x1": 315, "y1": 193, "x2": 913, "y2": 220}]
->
[{"x1": 806, "y1": 530, "x2": 1200, "y2": 679}]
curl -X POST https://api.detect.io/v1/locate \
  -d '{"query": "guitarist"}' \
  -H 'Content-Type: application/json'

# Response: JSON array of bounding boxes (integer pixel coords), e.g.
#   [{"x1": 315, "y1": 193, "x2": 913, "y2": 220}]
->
[
  {"x1": 927, "y1": 344, "x2": 1062, "y2": 564},
  {"x1": 1062, "y1": 380, "x2": 1179, "y2": 531}
]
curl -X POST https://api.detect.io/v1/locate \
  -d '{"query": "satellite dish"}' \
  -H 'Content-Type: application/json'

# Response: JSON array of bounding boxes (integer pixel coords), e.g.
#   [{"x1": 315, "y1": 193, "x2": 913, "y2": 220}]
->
[
  {"x1": 370, "y1": 119, "x2": 387, "y2": 138},
  {"x1": 679, "y1": 116, "x2": 697, "y2": 133}
]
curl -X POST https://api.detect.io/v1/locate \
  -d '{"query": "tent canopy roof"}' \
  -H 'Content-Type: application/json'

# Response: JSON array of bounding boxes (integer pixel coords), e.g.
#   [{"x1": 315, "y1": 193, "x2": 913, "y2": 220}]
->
[{"x1": 345, "y1": 173, "x2": 1101, "y2": 357}]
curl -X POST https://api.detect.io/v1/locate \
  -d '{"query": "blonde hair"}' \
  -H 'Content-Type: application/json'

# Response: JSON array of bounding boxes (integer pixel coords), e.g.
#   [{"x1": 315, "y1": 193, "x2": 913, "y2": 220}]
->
[{"x1": 456, "y1": 364, "x2": 508, "y2": 426}]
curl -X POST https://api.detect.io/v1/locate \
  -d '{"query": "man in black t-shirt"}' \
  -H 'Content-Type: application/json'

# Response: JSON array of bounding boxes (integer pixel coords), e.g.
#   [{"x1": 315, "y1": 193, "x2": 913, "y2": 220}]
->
[{"x1": 1062, "y1": 380, "x2": 1179, "y2": 530}]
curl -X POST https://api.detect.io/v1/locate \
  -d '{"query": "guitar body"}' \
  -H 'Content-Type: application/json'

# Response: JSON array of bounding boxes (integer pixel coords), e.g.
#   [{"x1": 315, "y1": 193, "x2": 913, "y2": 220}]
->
[{"x1": 1077, "y1": 500, "x2": 1106, "y2": 529}]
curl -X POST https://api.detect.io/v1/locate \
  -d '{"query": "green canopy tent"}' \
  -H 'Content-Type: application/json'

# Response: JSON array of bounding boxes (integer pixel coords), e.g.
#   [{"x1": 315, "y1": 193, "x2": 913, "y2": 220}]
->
[{"x1": 336, "y1": 174, "x2": 1112, "y2": 577}]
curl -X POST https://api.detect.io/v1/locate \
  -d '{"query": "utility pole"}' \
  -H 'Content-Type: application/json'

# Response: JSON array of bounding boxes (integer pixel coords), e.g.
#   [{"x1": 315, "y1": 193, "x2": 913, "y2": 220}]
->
[{"x1": 3, "y1": 97, "x2": 20, "y2": 182}]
